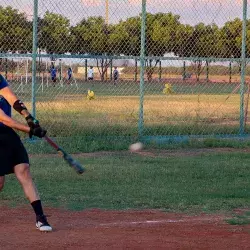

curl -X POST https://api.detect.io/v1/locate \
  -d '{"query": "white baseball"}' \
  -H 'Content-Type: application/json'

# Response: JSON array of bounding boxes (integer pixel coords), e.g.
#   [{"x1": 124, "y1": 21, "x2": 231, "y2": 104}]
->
[{"x1": 129, "y1": 142, "x2": 143, "y2": 151}]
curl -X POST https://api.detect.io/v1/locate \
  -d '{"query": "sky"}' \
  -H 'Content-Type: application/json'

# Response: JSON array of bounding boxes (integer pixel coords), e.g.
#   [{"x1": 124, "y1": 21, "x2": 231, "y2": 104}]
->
[{"x1": 0, "y1": 0, "x2": 245, "y2": 26}]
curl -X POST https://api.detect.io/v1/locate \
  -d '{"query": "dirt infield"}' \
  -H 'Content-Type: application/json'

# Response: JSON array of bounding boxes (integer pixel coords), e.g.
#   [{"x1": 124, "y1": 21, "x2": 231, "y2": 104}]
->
[{"x1": 1, "y1": 207, "x2": 250, "y2": 250}]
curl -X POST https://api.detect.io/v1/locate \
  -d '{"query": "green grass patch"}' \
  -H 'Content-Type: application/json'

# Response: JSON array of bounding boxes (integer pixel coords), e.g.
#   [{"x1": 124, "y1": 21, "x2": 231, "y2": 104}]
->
[
  {"x1": 11, "y1": 80, "x2": 247, "y2": 143},
  {"x1": 11, "y1": 79, "x2": 242, "y2": 97},
  {"x1": 23, "y1": 136, "x2": 136, "y2": 154},
  {"x1": 22, "y1": 135, "x2": 250, "y2": 155},
  {"x1": 226, "y1": 211, "x2": 250, "y2": 225},
  {"x1": 1, "y1": 152, "x2": 250, "y2": 212}
]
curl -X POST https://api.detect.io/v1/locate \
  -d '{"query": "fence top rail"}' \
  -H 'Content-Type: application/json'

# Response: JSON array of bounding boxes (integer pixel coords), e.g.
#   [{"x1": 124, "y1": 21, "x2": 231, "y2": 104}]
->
[{"x1": 0, "y1": 53, "x2": 245, "y2": 63}]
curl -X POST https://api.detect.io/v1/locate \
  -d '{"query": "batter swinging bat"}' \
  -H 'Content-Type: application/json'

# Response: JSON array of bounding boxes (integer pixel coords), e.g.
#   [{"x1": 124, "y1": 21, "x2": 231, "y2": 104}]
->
[{"x1": 44, "y1": 136, "x2": 84, "y2": 174}]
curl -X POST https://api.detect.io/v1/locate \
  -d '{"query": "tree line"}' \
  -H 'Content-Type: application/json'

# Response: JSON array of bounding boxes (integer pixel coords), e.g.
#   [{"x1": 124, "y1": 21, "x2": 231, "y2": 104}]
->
[{"x1": 0, "y1": 5, "x2": 247, "y2": 81}]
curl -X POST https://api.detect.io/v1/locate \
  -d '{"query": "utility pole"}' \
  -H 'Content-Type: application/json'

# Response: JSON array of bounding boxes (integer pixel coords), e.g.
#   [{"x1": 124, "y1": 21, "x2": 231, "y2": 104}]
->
[{"x1": 105, "y1": 0, "x2": 109, "y2": 25}]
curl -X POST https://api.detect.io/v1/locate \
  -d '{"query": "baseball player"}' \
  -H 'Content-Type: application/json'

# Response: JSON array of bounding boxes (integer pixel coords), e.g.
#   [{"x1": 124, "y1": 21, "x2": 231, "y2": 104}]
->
[
  {"x1": 50, "y1": 65, "x2": 57, "y2": 84},
  {"x1": 67, "y1": 67, "x2": 72, "y2": 81},
  {"x1": 0, "y1": 74, "x2": 52, "y2": 232}
]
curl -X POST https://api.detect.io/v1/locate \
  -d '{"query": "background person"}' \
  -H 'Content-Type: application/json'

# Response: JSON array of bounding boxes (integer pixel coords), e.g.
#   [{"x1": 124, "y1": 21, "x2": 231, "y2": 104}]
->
[
  {"x1": 88, "y1": 66, "x2": 94, "y2": 81},
  {"x1": 113, "y1": 67, "x2": 119, "y2": 85},
  {"x1": 67, "y1": 67, "x2": 73, "y2": 84},
  {"x1": 67, "y1": 67, "x2": 72, "y2": 79},
  {"x1": 50, "y1": 65, "x2": 57, "y2": 86}
]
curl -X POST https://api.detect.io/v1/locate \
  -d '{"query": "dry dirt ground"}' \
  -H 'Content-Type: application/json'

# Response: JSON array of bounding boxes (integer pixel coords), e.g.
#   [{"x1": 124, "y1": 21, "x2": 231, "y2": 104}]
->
[
  {"x1": 1, "y1": 207, "x2": 250, "y2": 250},
  {"x1": 3, "y1": 148, "x2": 250, "y2": 250}
]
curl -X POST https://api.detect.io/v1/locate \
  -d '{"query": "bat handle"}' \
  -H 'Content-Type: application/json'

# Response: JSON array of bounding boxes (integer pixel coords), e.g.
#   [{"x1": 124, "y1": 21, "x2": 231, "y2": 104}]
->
[{"x1": 44, "y1": 136, "x2": 60, "y2": 151}]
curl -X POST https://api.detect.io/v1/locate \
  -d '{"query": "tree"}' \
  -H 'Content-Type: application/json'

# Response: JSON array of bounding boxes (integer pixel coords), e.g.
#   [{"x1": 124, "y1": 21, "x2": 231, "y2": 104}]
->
[
  {"x1": 108, "y1": 21, "x2": 133, "y2": 56},
  {"x1": 109, "y1": 13, "x2": 182, "y2": 81},
  {"x1": 145, "y1": 13, "x2": 182, "y2": 81},
  {"x1": 72, "y1": 17, "x2": 113, "y2": 81},
  {"x1": 219, "y1": 18, "x2": 247, "y2": 75},
  {"x1": 193, "y1": 23, "x2": 220, "y2": 81},
  {"x1": 110, "y1": 16, "x2": 141, "y2": 57},
  {"x1": 220, "y1": 18, "x2": 242, "y2": 59},
  {"x1": 173, "y1": 24, "x2": 194, "y2": 57},
  {"x1": 108, "y1": 16, "x2": 141, "y2": 81},
  {"x1": 70, "y1": 19, "x2": 89, "y2": 54},
  {"x1": 0, "y1": 6, "x2": 32, "y2": 53},
  {"x1": 174, "y1": 23, "x2": 220, "y2": 81},
  {"x1": 38, "y1": 12, "x2": 71, "y2": 55}
]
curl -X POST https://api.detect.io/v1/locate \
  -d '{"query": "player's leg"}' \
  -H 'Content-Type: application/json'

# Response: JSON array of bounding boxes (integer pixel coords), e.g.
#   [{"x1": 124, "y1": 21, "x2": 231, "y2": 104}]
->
[
  {"x1": 14, "y1": 163, "x2": 52, "y2": 232},
  {"x1": 14, "y1": 163, "x2": 39, "y2": 202},
  {"x1": 114, "y1": 76, "x2": 117, "y2": 85},
  {"x1": 11, "y1": 131, "x2": 52, "y2": 232},
  {"x1": 52, "y1": 76, "x2": 56, "y2": 86},
  {"x1": 68, "y1": 74, "x2": 71, "y2": 83},
  {"x1": 0, "y1": 176, "x2": 5, "y2": 191}
]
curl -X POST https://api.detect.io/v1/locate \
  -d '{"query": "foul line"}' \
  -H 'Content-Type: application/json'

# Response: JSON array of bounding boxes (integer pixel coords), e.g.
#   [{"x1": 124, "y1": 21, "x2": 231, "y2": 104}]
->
[{"x1": 99, "y1": 217, "x2": 221, "y2": 227}]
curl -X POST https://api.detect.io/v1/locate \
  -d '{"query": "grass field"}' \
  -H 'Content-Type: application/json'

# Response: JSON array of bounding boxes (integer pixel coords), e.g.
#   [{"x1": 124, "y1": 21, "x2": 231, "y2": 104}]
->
[
  {"x1": 2, "y1": 78, "x2": 250, "y2": 246},
  {"x1": 7, "y1": 79, "x2": 250, "y2": 154},
  {"x1": 1, "y1": 150, "x2": 250, "y2": 213},
  {"x1": 34, "y1": 94, "x2": 241, "y2": 138},
  {"x1": 10, "y1": 80, "x2": 245, "y2": 139}
]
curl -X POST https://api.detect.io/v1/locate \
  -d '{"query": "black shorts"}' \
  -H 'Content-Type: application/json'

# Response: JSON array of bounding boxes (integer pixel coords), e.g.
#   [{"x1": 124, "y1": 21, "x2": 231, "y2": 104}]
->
[{"x1": 0, "y1": 126, "x2": 29, "y2": 176}]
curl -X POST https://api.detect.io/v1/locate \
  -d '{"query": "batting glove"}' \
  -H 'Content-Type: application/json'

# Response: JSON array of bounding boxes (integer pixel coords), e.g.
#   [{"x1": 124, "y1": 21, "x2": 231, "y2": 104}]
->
[
  {"x1": 26, "y1": 114, "x2": 40, "y2": 129},
  {"x1": 29, "y1": 127, "x2": 47, "y2": 138}
]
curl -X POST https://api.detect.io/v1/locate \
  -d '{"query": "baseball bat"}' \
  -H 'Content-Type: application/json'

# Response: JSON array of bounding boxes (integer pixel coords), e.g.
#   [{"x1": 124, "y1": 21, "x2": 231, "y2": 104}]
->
[{"x1": 44, "y1": 136, "x2": 84, "y2": 174}]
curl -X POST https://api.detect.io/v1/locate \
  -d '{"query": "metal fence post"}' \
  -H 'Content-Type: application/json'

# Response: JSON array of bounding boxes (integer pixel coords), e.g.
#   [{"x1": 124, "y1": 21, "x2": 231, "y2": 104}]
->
[
  {"x1": 110, "y1": 59, "x2": 113, "y2": 81},
  {"x1": 159, "y1": 60, "x2": 162, "y2": 82},
  {"x1": 239, "y1": 0, "x2": 248, "y2": 135},
  {"x1": 85, "y1": 59, "x2": 88, "y2": 81},
  {"x1": 138, "y1": 0, "x2": 147, "y2": 139},
  {"x1": 31, "y1": 0, "x2": 38, "y2": 117},
  {"x1": 135, "y1": 59, "x2": 138, "y2": 82}
]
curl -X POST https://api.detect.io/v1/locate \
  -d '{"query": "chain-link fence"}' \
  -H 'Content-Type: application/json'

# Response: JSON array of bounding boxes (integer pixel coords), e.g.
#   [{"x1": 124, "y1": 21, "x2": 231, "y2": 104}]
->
[{"x1": 0, "y1": 0, "x2": 249, "y2": 151}]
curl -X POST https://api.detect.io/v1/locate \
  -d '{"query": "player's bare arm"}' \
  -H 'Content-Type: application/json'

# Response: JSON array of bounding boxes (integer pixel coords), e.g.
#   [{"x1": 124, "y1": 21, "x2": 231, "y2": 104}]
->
[
  {"x1": 0, "y1": 108, "x2": 30, "y2": 133},
  {"x1": 0, "y1": 86, "x2": 31, "y2": 118},
  {"x1": 0, "y1": 85, "x2": 40, "y2": 130},
  {"x1": 0, "y1": 106, "x2": 46, "y2": 138}
]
